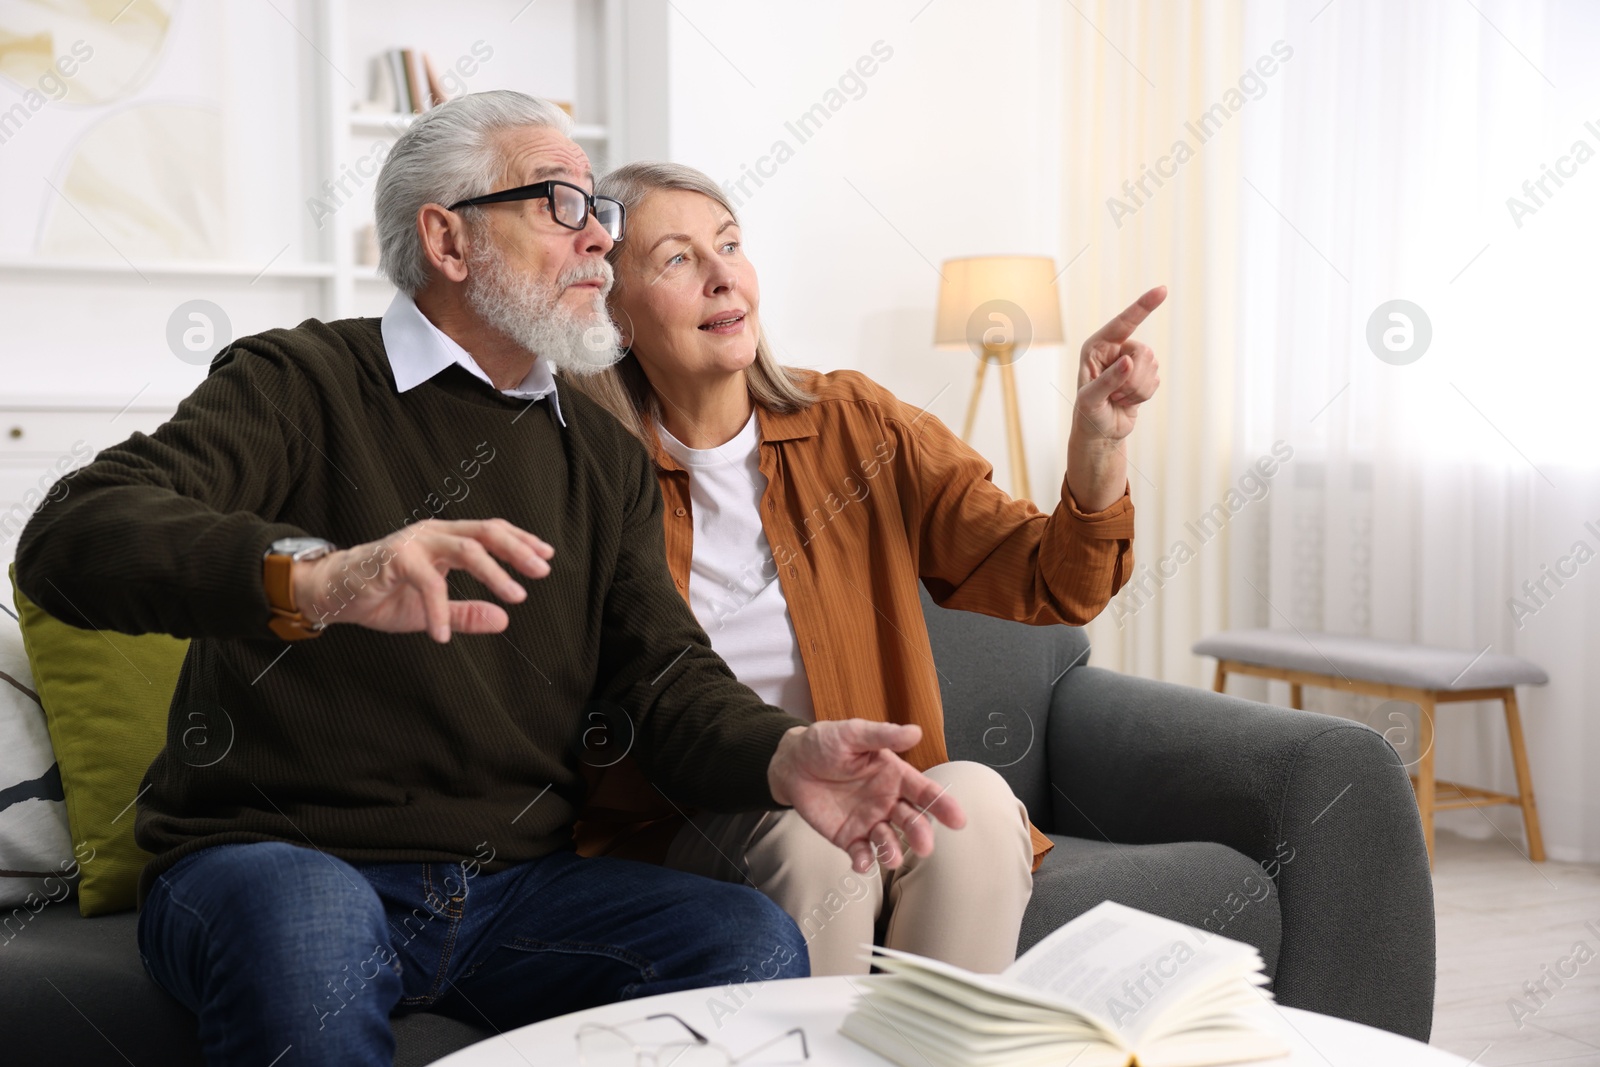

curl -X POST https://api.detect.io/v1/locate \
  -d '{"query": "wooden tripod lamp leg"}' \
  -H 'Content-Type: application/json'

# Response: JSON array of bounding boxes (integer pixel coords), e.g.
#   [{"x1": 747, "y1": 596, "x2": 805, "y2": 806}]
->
[
  {"x1": 960, "y1": 352, "x2": 989, "y2": 443},
  {"x1": 994, "y1": 346, "x2": 1031, "y2": 500}
]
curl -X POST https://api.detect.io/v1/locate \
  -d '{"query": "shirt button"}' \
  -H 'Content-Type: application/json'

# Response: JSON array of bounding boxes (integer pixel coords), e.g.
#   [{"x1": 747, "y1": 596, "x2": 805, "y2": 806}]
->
[{"x1": 674, "y1": 507, "x2": 687, "y2": 517}]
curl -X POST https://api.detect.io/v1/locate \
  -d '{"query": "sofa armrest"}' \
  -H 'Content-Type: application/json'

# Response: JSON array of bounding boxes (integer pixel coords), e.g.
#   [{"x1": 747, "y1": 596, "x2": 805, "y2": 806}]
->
[{"x1": 1047, "y1": 665, "x2": 1436, "y2": 1040}]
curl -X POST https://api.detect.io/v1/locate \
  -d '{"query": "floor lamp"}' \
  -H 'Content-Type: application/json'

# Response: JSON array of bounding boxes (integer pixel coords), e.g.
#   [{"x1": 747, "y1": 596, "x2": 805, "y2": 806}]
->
[{"x1": 934, "y1": 255, "x2": 1064, "y2": 501}]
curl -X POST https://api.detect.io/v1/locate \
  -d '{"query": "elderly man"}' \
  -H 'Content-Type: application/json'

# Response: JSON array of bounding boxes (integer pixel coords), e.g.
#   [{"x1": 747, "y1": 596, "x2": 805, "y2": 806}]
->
[{"x1": 15, "y1": 90, "x2": 963, "y2": 1066}]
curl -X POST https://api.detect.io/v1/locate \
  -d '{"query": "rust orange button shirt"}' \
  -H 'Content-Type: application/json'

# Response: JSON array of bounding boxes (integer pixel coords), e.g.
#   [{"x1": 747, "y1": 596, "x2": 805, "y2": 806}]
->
[{"x1": 574, "y1": 368, "x2": 1136, "y2": 871}]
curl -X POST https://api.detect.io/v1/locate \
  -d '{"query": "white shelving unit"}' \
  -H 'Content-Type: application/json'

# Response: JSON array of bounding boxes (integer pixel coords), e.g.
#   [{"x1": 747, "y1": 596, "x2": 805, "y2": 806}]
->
[
  {"x1": 1, "y1": 0, "x2": 663, "y2": 347},
  {"x1": 347, "y1": 111, "x2": 611, "y2": 142},
  {"x1": 0, "y1": 258, "x2": 336, "y2": 280},
  {"x1": 0, "y1": 397, "x2": 178, "y2": 571},
  {"x1": 1, "y1": 0, "x2": 661, "y2": 536},
  {"x1": 314, "y1": 0, "x2": 628, "y2": 320},
  {"x1": 0, "y1": 1, "x2": 630, "y2": 314}
]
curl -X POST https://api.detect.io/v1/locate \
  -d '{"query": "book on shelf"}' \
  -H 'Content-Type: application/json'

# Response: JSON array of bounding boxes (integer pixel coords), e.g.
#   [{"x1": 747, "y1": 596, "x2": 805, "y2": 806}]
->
[
  {"x1": 839, "y1": 900, "x2": 1290, "y2": 1067},
  {"x1": 423, "y1": 53, "x2": 447, "y2": 113},
  {"x1": 351, "y1": 48, "x2": 581, "y2": 123},
  {"x1": 352, "y1": 49, "x2": 448, "y2": 115},
  {"x1": 399, "y1": 48, "x2": 424, "y2": 112}
]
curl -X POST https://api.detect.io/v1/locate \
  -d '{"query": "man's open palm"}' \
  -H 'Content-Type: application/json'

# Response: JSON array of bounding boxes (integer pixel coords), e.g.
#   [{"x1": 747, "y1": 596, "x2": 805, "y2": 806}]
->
[{"x1": 768, "y1": 721, "x2": 967, "y2": 873}]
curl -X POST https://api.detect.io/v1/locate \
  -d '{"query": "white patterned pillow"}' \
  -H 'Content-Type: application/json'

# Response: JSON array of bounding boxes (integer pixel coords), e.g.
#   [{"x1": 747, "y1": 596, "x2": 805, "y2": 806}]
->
[{"x1": 0, "y1": 607, "x2": 75, "y2": 911}]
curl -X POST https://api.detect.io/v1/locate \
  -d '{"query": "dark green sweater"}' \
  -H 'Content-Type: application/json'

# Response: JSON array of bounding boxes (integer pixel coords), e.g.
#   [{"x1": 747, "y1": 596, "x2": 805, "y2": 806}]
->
[{"x1": 15, "y1": 316, "x2": 807, "y2": 908}]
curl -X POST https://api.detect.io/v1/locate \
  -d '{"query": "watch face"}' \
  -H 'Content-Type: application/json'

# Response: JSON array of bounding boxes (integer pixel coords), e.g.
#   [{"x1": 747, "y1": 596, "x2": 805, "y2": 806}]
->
[{"x1": 269, "y1": 537, "x2": 333, "y2": 560}]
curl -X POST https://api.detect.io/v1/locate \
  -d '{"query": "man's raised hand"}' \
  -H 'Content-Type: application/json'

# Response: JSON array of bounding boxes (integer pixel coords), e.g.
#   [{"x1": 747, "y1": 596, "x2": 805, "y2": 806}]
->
[{"x1": 294, "y1": 518, "x2": 555, "y2": 642}]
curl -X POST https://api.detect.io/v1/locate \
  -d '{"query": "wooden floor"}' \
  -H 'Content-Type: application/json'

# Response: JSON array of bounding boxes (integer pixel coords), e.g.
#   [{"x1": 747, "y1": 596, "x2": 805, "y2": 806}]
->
[{"x1": 1431, "y1": 829, "x2": 1600, "y2": 1065}]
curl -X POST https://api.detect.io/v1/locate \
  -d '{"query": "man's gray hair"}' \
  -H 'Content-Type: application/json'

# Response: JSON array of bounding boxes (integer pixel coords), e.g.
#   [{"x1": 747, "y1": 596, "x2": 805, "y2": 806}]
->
[{"x1": 375, "y1": 90, "x2": 573, "y2": 296}]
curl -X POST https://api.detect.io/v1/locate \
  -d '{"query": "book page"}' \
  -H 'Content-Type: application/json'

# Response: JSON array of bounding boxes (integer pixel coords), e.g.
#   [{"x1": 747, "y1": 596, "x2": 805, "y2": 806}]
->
[
  {"x1": 868, "y1": 947, "x2": 1121, "y2": 1029},
  {"x1": 840, "y1": 1010, "x2": 1133, "y2": 1067},
  {"x1": 1000, "y1": 900, "x2": 1265, "y2": 1045}
]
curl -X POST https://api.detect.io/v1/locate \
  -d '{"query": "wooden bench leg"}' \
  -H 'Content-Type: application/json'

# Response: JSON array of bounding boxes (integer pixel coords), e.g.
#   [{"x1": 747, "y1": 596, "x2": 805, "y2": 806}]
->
[
  {"x1": 1415, "y1": 693, "x2": 1436, "y2": 869},
  {"x1": 1213, "y1": 662, "x2": 1227, "y2": 694},
  {"x1": 1288, "y1": 683, "x2": 1303, "y2": 709},
  {"x1": 1501, "y1": 688, "x2": 1546, "y2": 862}
]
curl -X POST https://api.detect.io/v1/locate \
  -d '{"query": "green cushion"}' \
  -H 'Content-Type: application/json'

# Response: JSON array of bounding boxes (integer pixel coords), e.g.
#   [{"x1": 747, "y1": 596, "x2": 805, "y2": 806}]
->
[{"x1": 8, "y1": 564, "x2": 187, "y2": 916}]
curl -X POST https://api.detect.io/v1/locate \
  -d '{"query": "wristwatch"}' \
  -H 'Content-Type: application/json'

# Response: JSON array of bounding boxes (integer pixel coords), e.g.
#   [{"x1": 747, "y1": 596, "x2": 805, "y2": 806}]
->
[{"x1": 263, "y1": 536, "x2": 336, "y2": 641}]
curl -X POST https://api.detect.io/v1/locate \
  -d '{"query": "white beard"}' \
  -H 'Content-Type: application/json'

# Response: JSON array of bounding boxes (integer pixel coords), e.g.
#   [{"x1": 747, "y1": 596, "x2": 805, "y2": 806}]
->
[{"x1": 464, "y1": 238, "x2": 624, "y2": 378}]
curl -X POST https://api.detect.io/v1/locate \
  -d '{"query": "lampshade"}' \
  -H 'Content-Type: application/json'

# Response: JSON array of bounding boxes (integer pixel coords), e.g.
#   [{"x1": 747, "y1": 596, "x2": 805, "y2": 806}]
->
[{"x1": 934, "y1": 255, "x2": 1064, "y2": 349}]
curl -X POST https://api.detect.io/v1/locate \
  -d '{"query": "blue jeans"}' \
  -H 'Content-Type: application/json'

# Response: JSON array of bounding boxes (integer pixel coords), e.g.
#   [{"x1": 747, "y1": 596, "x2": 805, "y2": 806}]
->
[{"x1": 138, "y1": 840, "x2": 808, "y2": 1066}]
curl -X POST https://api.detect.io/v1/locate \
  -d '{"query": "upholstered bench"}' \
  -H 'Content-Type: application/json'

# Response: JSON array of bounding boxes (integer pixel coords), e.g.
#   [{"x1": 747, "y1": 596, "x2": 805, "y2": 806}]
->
[{"x1": 1193, "y1": 629, "x2": 1548, "y2": 865}]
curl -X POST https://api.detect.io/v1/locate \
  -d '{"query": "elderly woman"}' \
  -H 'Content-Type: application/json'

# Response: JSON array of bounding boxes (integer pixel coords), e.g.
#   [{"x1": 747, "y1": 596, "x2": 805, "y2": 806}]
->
[{"x1": 569, "y1": 162, "x2": 1162, "y2": 975}]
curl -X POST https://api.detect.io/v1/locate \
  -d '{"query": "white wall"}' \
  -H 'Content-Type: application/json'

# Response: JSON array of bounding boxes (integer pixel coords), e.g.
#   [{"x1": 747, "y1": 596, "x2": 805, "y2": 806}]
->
[
  {"x1": 653, "y1": 1, "x2": 1070, "y2": 502},
  {"x1": 0, "y1": 0, "x2": 307, "y2": 407}
]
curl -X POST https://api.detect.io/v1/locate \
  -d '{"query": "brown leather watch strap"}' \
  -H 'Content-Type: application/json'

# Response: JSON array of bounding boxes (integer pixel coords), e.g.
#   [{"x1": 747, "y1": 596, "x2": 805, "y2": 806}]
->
[{"x1": 263, "y1": 552, "x2": 324, "y2": 641}]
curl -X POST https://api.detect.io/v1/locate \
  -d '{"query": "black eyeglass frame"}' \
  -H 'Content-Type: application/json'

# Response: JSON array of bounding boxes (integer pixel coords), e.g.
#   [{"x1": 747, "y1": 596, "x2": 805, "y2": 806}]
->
[{"x1": 448, "y1": 179, "x2": 625, "y2": 241}]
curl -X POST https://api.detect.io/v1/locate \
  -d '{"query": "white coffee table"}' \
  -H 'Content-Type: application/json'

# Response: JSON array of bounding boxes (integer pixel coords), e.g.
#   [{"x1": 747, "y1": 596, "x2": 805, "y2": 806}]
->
[{"x1": 430, "y1": 975, "x2": 1468, "y2": 1066}]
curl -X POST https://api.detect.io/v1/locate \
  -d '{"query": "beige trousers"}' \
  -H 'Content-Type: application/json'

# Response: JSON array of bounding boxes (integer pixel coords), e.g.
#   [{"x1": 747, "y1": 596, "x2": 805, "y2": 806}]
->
[{"x1": 663, "y1": 760, "x2": 1034, "y2": 976}]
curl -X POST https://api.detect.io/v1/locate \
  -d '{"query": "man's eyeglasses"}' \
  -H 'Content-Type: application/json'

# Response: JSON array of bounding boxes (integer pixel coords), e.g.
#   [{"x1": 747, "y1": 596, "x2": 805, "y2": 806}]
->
[
  {"x1": 576, "y1": 1012, "x2": 808, "y2": 1066},
  {"x1": 449, "y1": 179, "x2": 625, "y2": 241}
]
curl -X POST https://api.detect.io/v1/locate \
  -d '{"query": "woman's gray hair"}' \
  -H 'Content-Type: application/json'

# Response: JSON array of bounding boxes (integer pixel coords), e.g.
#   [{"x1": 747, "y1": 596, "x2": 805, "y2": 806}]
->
[
  {"x1": 562, "y1": 161, "x2": 816, "y2": 448},
  {"x1": 375, "y1": 91, "x2": 573, "y2": 296}
]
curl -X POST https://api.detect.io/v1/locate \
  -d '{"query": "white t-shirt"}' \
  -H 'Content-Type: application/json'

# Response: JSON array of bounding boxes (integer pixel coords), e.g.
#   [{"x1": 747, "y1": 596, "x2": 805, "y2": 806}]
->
[{"x1": 656, "y1": 413, "x2": 816, "y2": 723}]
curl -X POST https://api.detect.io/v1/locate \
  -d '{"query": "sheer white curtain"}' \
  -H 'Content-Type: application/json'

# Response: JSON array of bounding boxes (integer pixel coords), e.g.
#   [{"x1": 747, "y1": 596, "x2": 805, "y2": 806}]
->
[
  {"x1": 1061, "y1": 1, "x2": 1246, "y2": 685},
  {"x1": 1231, "y1": 0, "x2": 1600, "y2": 862}
]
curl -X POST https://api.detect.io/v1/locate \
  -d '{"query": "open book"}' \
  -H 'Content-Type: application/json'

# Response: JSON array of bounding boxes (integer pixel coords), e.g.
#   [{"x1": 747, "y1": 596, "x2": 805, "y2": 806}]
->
[{"x1": 839, "y1": 900, "x2": 1290, "y2": 1067}]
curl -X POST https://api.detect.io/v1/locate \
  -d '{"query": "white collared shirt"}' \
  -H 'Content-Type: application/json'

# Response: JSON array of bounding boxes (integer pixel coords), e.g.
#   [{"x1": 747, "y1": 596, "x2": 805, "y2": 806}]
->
[{"x1": 379, "y1": 291, "x2": 566, "y2": 426}]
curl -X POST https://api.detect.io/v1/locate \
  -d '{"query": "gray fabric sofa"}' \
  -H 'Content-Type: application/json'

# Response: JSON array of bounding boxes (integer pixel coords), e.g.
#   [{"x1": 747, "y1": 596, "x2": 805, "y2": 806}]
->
[{"x1": 0, "y1": 585, "x2": 1435, "y2": 1063}]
